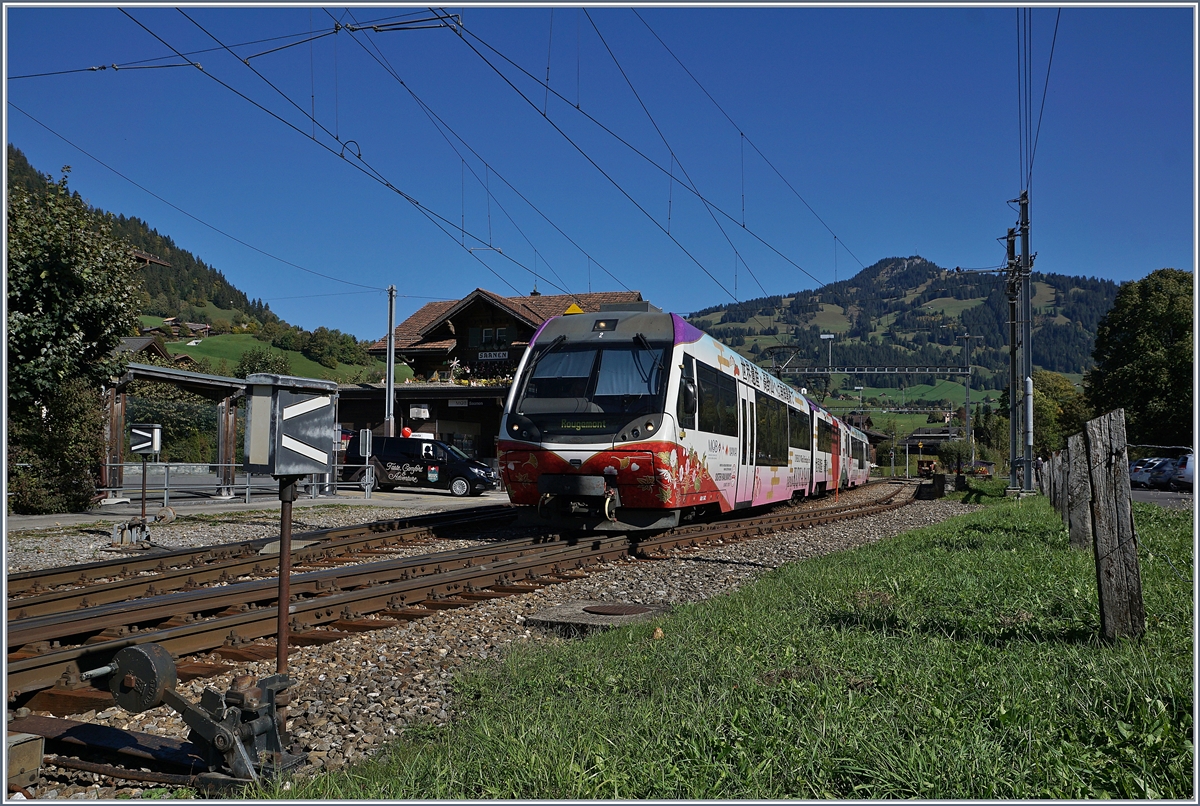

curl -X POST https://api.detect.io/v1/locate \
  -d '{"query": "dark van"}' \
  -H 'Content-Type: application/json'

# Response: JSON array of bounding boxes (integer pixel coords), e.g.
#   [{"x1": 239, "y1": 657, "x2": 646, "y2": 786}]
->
[{"x1": 341, "y1": 435, "x2": 498, "y2": 497}]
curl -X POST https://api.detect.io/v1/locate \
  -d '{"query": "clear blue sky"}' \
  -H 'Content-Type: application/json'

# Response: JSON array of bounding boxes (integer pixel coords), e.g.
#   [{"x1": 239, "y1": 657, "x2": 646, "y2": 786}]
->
[{"x1": 5, "y1": 3, "x2": 1194, "y2": 341}]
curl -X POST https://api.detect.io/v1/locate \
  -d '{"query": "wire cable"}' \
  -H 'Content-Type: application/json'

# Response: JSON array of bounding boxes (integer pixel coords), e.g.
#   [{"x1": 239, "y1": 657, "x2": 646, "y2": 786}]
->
[
  {"x1": 331, "y1": 8, "x2": 585, "y2": 299},
  {"x1": 1027, "y1": 8, "x2": 1061, "y2": 191},
  {"x1": 585, "y1": 9, "x2": 775, "y2": 336},
  {"x1": 632, "y1": 8, "x2": 865, "y2": 271},
  {"x1": 446, "y1": 16, "x2": 739, "y2": 305},
  {"x1": 8, "y1": 100, "x2": 383, "y2": 291},
  {"x1": 336, "y1": 17, "x2": 632, "y2": 294},
  {"x1": 444, "y1": 11, "x2": 828, "y2": 292},
  {"x1": 121, "y1": 9, "x2": 547, "y2": 298}
]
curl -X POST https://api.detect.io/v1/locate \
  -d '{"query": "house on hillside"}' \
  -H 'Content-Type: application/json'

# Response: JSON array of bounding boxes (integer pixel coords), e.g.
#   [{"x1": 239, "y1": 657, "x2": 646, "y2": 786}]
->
[{"x1": 114, "y1": 336, "x2": 196, "y2": 368}]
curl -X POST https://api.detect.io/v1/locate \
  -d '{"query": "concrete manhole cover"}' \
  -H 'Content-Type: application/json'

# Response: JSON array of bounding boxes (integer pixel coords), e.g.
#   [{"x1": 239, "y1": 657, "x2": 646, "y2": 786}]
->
[{"x1": 583, "y1": 604, "x2": 653, "y2": 616}]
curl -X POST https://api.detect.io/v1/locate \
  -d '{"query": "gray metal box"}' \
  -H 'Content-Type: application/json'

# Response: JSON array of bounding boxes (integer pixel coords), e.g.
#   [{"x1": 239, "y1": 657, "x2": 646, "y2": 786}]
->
[
  {"x1": 243, "y1": 374, "x2": 339, "y2": 477},
  {"x1": 7, "y1": 731, "x2": 43, "y2": 787}
]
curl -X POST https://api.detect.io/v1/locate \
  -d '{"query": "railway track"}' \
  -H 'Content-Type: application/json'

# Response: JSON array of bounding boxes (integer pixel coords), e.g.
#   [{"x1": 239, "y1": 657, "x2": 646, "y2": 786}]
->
[
  {"x1": 8, "y1": 508, "x2": 521, "y2": 622},
  {"x1": 7, "y1": 482, "x2": 914, "y2": 714}
]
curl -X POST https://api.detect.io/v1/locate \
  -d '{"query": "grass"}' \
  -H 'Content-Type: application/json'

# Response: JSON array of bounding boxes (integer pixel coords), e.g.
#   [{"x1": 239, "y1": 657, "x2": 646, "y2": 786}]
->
[
  {"x1": 921, "y1": 296, "x2": 987, "y2": 318},
  {"x1": 260, "y1": 497, "x2": 1194, "y2": 800},
  {"x1": 164, "y1": 334, "x2": 395, "y2": 382}
]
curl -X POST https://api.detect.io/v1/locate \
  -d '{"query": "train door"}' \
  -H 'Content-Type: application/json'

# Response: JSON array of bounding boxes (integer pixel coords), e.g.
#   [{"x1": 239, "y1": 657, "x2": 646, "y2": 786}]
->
[
  {"x1": 830, "y1": 419, "x2": 841, "y2": 494},
  {"x1": 735, "y1": 383, "x2": 756, "y2": 507}
]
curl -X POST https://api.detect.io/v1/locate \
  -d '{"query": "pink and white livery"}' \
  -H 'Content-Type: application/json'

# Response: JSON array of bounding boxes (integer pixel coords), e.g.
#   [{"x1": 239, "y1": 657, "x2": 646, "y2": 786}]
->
[{"x1": 498, "y1": 304, "x2": 872, "y2": 531}]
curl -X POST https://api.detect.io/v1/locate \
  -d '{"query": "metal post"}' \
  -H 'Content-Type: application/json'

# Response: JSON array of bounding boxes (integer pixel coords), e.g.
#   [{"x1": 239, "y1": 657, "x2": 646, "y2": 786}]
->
[
  {"x1": 905, "y1": 441, "x2": 910, "y2": 479},
  {"x1": 960, "y1": 335, "x2": 975, "y2": 467},
  {"x1": 140, "y1": 455, "x2": 148, "y2": 521},
  {"x1": 1006, "y1": 227, "x2": 1019, "y2": 488},
  {"x1": 276, "y1": 477, "x2": 300, "y2": 675},
  {"x1": 162, "y1": 463, "x2": 170, "y2": 508},
  {"x1": 1019, "y1": 191, "x2": 1034, "y2": 491},
  {"x1": 385, "y1": 285, "x2": 396, "y2": 437}
]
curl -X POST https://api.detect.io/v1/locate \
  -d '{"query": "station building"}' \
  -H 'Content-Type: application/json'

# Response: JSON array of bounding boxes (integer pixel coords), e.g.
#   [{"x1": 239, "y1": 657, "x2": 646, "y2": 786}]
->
[{"x1": 336, "y1": 287, "x2": 646, "y2": 460}]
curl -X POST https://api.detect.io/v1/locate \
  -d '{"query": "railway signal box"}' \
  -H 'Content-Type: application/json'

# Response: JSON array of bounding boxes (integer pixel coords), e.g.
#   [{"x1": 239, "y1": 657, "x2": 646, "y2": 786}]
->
[{"x1": 243, "y1": 373, "x2": 339, "y2": 478}]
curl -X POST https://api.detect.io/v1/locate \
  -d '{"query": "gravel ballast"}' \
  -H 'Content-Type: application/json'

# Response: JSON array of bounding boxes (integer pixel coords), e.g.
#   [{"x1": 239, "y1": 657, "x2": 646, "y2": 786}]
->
[{"x1": 11, "y1": 486, "x2": 981, "y2": 798}]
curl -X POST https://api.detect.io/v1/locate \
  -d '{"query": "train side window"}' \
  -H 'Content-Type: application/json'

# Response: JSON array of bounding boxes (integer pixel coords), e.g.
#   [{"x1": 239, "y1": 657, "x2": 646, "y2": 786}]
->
[
  {"x1": 676, "y1": 353, "x2": 697, "y2": 428},
  {"x1": 755, "y1": 392, "x2": 788, "y2": 467},
  {"x1": 788, "y1": 407, "x2": 811, "y2": 450},
  {"x1": 717, "y1": 370, "x2": 738, "y2": 437},
  {"x1": 695, "y1": 359, "x2": 738, "y2": 437},
  {"x1": 817, "y1": 418, "x2": 833, "y2": 453}
]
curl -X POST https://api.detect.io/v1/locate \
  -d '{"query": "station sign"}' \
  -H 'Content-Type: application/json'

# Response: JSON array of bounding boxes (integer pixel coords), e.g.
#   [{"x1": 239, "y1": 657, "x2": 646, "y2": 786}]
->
[{"x1": 478, "y1": 351, "x2": 509, "y2": 360}]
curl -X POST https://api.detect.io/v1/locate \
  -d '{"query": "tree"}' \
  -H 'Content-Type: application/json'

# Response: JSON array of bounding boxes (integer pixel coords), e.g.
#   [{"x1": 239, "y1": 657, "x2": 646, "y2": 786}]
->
[
  {"x1": 6, "y1": 169, "x2": 139, "y2": 409},
  {"x1": 6, "y1": 168, "x2": 141, "y2": 512},
  {"x1": 1084, "y1": 269, "x2": 1193, "y2": 447},
  {"x1": 7, "y1": 379, "x2": 107, "y2": 513},
  {"x1": 236, "y1": 345, "x2": 292, "y2": 378}
]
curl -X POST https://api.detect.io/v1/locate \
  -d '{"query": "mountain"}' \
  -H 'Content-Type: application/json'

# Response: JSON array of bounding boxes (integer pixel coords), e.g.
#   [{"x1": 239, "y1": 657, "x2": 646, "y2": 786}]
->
[
  {"x1": 7, "y1": 144, "x2": 271, "y2": 325},
  {"x1": 687, "y1": 256, "x2": 1119, "y2": 392},
  {"x1": 7, "y1": 144, "x2": 380, "y2": 376}
]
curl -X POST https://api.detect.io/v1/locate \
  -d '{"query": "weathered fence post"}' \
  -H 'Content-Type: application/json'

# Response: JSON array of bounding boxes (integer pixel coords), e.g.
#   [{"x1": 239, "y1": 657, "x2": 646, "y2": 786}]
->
[
  {"x1": 1067, "y1": 433, "x2": 1092, "y2": 550},
  {"x1": 1085, "y1": 409, "x2": 1144, "y2": 640},
  {"x1": 1058, "y1": 448, "x2": 1069, "y2": 526}
]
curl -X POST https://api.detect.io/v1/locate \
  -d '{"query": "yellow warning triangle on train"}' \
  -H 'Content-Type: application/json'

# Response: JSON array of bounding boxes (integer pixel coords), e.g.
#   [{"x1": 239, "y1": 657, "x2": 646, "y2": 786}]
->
[{"x1": 563, "y1": 303, "x2": 585, "y2": 314}]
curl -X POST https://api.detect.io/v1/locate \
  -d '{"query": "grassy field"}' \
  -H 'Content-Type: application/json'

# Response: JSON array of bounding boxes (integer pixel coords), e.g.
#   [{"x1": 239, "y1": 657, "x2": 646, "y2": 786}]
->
[
  {"x1": 921, "y1": 296, "x2": 988, "y2": 318},
  {"x1": 261, "y1": 495, "x2": 1194, "y2": 800},
  {"x1": 164, "y1": 334, "x2": 394, "y2": 382}
]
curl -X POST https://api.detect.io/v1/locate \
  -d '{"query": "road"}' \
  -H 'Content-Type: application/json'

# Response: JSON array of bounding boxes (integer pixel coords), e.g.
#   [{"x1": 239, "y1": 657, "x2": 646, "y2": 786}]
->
[{"x1": 1130, "y1": 486, "x2": 1194, "y2": 511}]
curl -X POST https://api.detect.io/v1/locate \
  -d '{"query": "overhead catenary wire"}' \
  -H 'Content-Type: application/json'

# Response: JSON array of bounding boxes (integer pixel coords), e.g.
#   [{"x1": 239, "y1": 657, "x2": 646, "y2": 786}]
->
[
  {"x1": 120, "y1": 10, "x2": 553, "y2": 299},
  {"x1": 1027, "y1": 7, "x2": 1062, "y2": 192},
  {"x1": 445, "y1": 15, "x2": 740, "y2": 304},
  {"x1": 444, "y1": 12, "x2": 829, "y2": 293},
  {"x1": 7, "y1": 100, "x2": 383, "y2": 292},
  {"x1": 584, "y1": 9, "x2": 774, "y2": 335},
  {"x1": 332, "y1": 8, "x2": 586, "y2": 299},
  {"x1": 632, "y1": 7, "x2": 865, "y2": 271}
]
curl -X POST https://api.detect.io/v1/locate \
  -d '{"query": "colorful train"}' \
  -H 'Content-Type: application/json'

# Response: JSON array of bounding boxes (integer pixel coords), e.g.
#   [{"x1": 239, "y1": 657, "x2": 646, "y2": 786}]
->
[{"x1": 498, "y1": 306, "x2": 872, "y2": 530}]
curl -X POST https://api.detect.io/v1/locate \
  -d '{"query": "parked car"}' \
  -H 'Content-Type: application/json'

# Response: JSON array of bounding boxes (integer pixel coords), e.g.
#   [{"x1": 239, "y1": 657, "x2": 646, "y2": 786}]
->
[
  {"x1": 1148, "y1": 459, "x2": 1180, "y2": 490},
  {"x1": 1130, "y1": 457, "x2": 1153, "y2": 475},
  {"x1": 1130, "y1": 458, "x2": 1166, "y2": 488},
  {"x1": 1168, "y1": 454, "x2": 1193, "y2": 492},
  {"x1": 340, "y1": 434, "x2": 498, "y2": 496}
]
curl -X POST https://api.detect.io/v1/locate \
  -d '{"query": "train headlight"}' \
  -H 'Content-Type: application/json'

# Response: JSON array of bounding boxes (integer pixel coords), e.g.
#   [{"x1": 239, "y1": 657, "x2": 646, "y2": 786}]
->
[
  {"x1": 511, "y1": 423, "x2": 520, "y2": 433},
  {"x1": 644, "y1": 421, "x2": 655, "y2": 432}
]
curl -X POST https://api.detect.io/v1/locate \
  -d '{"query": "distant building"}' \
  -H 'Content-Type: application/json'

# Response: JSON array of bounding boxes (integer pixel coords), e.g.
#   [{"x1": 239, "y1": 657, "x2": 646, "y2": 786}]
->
[
  {"x1": 367, "y1": 287, "x2": 645, "y2": 381},
  {"x1": 344, "y1": 287, "x2": 647, "y2": 460}
]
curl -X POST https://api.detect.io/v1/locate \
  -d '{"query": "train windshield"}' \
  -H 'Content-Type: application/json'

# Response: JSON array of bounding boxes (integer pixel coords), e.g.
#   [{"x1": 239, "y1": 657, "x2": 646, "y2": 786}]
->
[{"x1": 514, "y1": 341, "x2": 669, "y2": 433}]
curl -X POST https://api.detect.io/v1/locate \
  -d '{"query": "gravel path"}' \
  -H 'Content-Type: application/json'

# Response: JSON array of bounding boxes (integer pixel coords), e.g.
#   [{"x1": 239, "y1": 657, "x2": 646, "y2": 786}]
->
[{"x1": 14, "y1": 486, "x2": 980, "y2": 799}]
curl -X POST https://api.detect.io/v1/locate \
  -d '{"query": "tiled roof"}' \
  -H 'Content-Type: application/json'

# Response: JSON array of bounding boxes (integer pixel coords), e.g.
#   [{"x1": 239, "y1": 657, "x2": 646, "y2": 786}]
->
[{"x1": 369, "y1": 289, "x2": 643, "y2": 353}]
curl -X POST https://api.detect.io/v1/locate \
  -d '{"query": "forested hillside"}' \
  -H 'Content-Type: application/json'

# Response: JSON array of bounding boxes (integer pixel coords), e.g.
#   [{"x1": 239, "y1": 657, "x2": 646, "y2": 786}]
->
[
  {"x1": 7, "y1": 144, "x2": 378, "y2": 373},
  {"x1": 689, "y1": 256, "x2": 1119, "y2": 390}
]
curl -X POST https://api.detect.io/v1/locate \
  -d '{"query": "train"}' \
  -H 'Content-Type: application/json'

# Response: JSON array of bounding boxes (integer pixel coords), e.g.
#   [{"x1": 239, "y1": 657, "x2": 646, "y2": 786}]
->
[{"x1": 497, "y1": 306, "x2": 871, "y2": 531}]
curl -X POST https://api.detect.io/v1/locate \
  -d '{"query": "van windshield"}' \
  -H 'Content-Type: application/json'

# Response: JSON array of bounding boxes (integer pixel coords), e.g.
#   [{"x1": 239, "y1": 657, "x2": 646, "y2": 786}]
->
[{"x1": 445, "y1": 444, "x2": 471, "y2": 462}]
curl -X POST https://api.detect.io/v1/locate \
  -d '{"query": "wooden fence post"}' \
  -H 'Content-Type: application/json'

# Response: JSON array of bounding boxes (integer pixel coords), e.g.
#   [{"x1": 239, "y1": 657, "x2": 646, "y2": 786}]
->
[
  {"x1": 1058, "y1": 448, "x2": 1069, "y2": 526},
  {"x1": 1085, "y1": 409, "x2": 1144, "y2": 640},
  {"x1": 1067, "y1": 433, "x2": 1092, "y2": 550}
]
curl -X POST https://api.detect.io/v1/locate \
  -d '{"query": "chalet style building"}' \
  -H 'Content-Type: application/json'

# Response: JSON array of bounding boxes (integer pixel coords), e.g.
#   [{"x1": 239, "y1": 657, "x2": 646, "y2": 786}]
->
[
  {"x1": 366, "y1": 287, "x2": 645, "y2": 380},
  {"x1": 338, "y1": 288, "x2": 647, "y2": 461}
]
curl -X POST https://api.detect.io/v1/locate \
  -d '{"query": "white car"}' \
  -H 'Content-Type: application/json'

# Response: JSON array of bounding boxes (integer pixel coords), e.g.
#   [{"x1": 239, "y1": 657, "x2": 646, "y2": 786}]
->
[{"x1": 1130, "y1": 458, "x2": 1166, "y2": 488}]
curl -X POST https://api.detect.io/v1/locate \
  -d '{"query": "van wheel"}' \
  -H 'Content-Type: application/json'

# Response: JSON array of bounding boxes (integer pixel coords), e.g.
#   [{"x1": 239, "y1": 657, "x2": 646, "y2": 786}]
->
[{"x1": 449, "y1": 477, "x2": 471, "y2": 497}]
